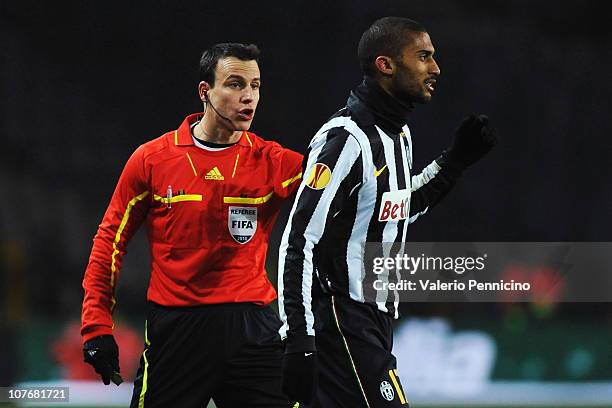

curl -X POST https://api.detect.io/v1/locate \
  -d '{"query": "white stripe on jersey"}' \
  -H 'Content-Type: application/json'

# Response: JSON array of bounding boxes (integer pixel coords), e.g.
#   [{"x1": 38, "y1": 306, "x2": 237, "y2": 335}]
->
[
  {"x1": 342, "y1": 119, "x2": 376, "y2": 303},
  {"x1": 402, "y1": 125, "x2": 414, "y2": 169}
]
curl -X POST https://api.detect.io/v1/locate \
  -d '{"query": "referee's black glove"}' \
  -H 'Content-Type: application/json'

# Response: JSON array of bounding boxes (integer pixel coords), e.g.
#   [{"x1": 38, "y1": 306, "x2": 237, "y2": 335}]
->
[
  {"x1": 281, "y1": 351, "x2": 317, "y2": 404},
  {"x1": 83, "y1": 335, "x2": 123, "y2": 385},
  {"x1": 445, "y1": 114, "x2": 497, "y2": 169}
]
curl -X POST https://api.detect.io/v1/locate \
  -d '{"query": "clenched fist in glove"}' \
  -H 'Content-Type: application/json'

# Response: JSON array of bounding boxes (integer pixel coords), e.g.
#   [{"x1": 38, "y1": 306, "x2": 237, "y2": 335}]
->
[
  {"x1": 281, "y1": 351, "x2": 317, "y2": 404},
  {"x1": 83, "y1": 335, "x2": 123, "y2": 385},
  {"x1": 444, "y1": 114, "x2": 497, "y2": 169}
]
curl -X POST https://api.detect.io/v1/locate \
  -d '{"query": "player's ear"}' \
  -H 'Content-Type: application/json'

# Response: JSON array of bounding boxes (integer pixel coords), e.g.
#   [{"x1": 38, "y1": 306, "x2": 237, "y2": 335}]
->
[
  {"x1": 198, "y1": 81, "x2": 211, "y2": 102},
  {"x1": 374, "y1": 56, "x2": 394, "y2": 76}
]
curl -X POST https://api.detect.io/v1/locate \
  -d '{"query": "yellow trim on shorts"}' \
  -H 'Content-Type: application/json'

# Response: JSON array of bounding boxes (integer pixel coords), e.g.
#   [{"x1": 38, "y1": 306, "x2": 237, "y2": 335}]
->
[
  {"x1": 331, "y1": 296, "x2": 371, "y2": 408},
  {"x1": 389, "y1": 369, "x2": 408, "y2": 405},
  {"x1": 138, "y1": 320, "x2": 151, "y2": 408}
]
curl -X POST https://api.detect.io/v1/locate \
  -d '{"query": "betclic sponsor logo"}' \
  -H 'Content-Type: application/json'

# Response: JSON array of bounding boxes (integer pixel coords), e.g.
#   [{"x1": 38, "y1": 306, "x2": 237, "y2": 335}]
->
[{"x1": 378, "y1": 189, "x2": 410, "y2": 222}]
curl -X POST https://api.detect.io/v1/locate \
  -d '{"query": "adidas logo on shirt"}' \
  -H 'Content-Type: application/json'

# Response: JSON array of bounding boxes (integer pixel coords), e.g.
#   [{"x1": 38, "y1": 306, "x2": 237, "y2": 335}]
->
[{"x1": 205, "y1": 166, "x2": 225, "y2": 180}]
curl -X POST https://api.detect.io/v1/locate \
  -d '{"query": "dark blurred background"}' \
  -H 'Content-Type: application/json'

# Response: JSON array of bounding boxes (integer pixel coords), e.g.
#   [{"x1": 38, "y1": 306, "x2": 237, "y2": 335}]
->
[{"x1": 1, "y1": 0, "x2": 612, "y2": 396}]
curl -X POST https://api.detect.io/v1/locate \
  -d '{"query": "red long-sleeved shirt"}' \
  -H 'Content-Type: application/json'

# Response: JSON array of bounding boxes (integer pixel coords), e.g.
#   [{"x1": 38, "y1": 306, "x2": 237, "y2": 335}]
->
[{"x1": 81, "y1": 113, "x2": 303, "y2": 342}]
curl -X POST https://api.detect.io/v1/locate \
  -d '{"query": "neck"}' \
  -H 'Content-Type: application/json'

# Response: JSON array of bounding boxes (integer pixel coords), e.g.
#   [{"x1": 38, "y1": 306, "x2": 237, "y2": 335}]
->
[{"x1": 196, "y1": 110, "x2": 243, "y2": 144}]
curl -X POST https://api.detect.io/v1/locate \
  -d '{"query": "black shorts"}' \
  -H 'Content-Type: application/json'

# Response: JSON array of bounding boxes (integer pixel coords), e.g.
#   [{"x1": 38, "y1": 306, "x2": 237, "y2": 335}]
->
[
  {"x1": 308, "y1": 290, "x2": 410, "y2": 408},
  {"x1": 130, "y1": 302, "x2": 294, "y2": 408}
]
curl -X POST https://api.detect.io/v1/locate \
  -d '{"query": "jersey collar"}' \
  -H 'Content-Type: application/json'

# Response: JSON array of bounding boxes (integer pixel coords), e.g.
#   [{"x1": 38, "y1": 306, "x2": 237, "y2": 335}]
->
[
  {"x1": 346, "y1": 78, "x2": 413, "y2": 134},
  {"x1": 174, "y1": 113, "x2": 254, "y2": 148}
]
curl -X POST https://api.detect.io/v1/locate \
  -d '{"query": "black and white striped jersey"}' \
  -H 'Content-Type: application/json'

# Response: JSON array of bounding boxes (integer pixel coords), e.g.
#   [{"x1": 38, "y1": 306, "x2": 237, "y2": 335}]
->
[{"x1": 278, "y1": 79, "x2": 461, "y2": 352}]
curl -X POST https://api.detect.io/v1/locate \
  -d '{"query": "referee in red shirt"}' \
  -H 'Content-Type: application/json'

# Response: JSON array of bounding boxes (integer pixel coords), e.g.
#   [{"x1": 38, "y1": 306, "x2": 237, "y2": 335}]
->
[{"x1": 81, "y1": 43, "x2": 303, "y2": 407}]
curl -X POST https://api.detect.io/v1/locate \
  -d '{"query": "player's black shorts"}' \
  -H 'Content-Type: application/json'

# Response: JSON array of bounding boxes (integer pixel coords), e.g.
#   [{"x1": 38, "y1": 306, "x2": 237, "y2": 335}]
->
[
  {"x1": 130, "y1": 302, "x2": 294, "y2": 408},
  {"x1": 307, "y1": 287, "x2": 410, "y2": 408}
]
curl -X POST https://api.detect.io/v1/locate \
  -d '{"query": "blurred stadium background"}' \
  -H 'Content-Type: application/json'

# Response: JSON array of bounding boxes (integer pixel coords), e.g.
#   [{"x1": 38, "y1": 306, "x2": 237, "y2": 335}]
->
[{"x1": 1, "y1": 0, "x2": 611, "y2": 406}]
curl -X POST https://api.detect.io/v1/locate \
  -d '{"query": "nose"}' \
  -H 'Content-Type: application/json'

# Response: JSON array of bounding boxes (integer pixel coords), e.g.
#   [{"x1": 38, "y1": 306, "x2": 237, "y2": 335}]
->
[
  {"x1": 430, "y1": 58, "x2": 441, "y2": 76},
  {"x1": 241, "y1": 88, "x2": 255, "y2": 103}
]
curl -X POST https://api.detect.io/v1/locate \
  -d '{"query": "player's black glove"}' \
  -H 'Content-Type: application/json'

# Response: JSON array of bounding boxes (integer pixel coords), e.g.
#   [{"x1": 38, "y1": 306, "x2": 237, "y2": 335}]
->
[
  {"x1": 83, "y1": 335, "x2": 123, "y2": 385},
  {"x1": 445, "y1": 114, "x2": 497, "y2": 169},
  {"x1": 281, "y1": 351, "x2": 317, "y2": 404}
]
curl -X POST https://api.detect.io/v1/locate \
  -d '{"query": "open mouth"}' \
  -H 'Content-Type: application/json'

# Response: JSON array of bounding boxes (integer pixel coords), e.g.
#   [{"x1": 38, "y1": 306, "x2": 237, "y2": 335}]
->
[
  {"x1": 238, "y1": 109, "x2": 254, "y2": 120},
  {"x1": 424, "y1": 78, "x2": 436, "y2": 92}
]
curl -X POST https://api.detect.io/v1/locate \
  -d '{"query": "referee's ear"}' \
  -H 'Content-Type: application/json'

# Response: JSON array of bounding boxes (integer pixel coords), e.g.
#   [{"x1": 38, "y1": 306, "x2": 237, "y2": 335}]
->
[
  {"x1": 198, "y1": 81, "x2": 211, "y2": 102},
  {"x1": 374, "y1": 56, "x2": 394, "y2": 76}
]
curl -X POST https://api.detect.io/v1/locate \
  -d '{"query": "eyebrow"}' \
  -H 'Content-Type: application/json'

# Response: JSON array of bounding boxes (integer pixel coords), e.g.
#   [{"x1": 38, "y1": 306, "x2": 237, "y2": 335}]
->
[
  {"x1": 417, "y1": 50, "x2": 435, "y2": 56},
  {"x1": 224, "y1": 75, "x2": 261, "y2": 81}
]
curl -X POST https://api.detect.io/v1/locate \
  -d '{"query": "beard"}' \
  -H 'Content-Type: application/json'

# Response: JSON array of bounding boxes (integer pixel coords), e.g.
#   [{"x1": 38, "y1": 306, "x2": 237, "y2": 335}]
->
[{"x1": 391, "y1": 68, "x2": 431, "y2": 105}]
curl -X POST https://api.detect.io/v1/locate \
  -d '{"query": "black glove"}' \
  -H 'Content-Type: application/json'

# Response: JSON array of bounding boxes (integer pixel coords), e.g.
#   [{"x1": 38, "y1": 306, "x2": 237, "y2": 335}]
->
[
  {"x1": 83, "y1": 335, "x2": 123, "y2": 385},
  {"x1": 281, "y1": 351, "x2": 317, "y2": 404},
  {"x1": 445, "y1": 114, "x2": 497, "y2": 169}
]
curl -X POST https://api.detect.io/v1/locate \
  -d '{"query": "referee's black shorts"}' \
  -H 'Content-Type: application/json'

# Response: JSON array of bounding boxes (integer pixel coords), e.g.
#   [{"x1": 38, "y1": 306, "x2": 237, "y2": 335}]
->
[
  {"x1": 130, "y1": 302, "x2": 295, "y2": 408},
  {"x1": 307, "y1": 288, "x2": 410, "y2": 408}
]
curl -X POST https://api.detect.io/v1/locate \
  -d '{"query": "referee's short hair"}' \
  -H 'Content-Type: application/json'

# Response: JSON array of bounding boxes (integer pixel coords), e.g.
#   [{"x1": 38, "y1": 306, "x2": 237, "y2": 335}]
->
[
  {"x1": 199, "y1": 43, "x2": 260, "y2": 86},
  {"x1": 358, "y1": 17, "x2": 427, "y2": 77}
]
